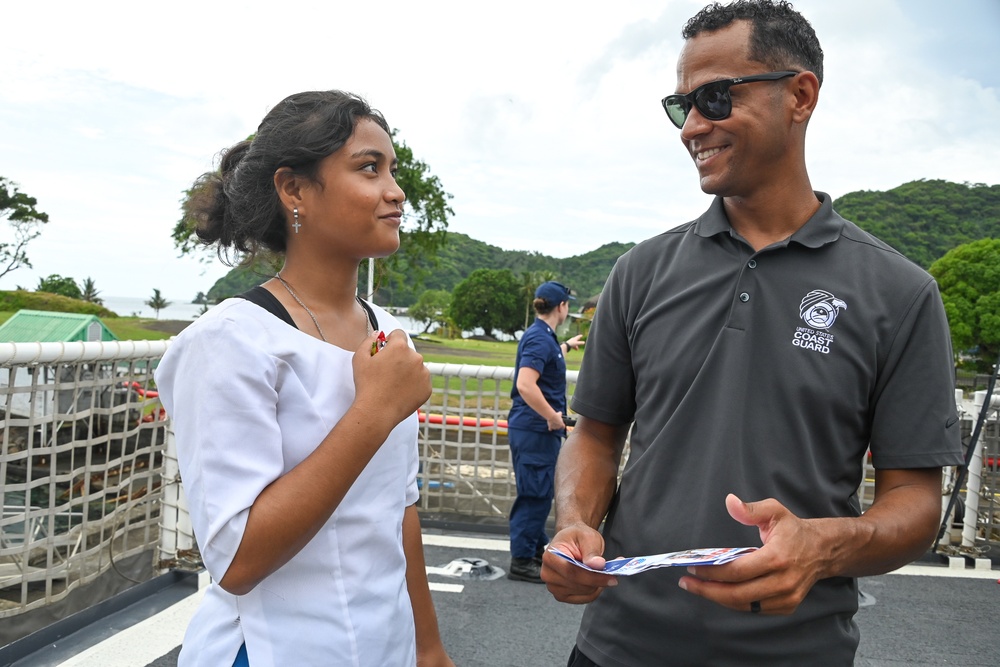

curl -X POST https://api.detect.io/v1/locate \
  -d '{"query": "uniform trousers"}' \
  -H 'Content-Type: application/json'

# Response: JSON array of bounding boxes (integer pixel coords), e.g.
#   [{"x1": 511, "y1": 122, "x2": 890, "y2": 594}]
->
[{"x1": 507, "y1": 427, "x2": 561, "y2": 559}]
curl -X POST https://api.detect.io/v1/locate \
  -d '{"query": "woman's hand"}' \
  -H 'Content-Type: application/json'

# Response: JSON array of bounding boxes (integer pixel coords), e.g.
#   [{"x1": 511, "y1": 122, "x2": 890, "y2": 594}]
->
[
  {"x1": 417, "y1": 644, "x2": 456, "y2": 667},
  {"x1": 547, "y1": 411, "x2": 566, "y2": 431},
  {"x1": 353, "y1": 329, "x2": 431, "y2": 426}
]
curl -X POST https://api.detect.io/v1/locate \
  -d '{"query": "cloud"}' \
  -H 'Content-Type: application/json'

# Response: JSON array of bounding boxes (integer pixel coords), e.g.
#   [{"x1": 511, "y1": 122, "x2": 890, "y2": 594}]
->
[{"x1": 1, "y1": 0, "x2": 998, "y2": 301}]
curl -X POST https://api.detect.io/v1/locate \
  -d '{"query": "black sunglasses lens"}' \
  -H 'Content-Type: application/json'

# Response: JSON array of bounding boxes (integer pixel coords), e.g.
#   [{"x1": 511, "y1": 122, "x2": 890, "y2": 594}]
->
[
  {"x1": 694, "y1": 83, "x2": 731, "y2": 120},
  {"x1": 663, "y1": 96, "x2": 689, "y2": 128}
]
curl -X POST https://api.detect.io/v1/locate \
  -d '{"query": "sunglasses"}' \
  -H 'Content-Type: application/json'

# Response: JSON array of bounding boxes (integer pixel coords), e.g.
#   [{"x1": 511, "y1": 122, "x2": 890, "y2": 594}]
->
[{"x1": 661, "y1": 71, "x2": 799, "y2": 129}]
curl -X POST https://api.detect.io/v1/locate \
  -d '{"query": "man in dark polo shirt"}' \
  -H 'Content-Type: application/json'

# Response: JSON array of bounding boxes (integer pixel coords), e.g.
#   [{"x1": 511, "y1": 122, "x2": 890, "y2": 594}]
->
[{"x1": 542, "y1": 2, "x2": 964, "y2": 666}]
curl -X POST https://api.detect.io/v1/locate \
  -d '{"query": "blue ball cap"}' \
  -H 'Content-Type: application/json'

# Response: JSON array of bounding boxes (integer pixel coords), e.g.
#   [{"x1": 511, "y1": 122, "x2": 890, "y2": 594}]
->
[{"x1": 534, "y1": 281, "x2": 575, "y2": 306}]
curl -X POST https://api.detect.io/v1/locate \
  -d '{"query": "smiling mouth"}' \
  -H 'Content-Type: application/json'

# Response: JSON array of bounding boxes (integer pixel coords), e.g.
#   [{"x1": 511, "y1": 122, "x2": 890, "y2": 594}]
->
[{"x1": 695, "y1": 146, "x2": 726, "y2": 161}]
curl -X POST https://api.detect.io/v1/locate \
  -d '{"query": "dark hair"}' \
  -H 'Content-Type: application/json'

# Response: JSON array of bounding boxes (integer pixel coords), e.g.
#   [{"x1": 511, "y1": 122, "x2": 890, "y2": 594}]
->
[
  {"x1": 189, "y1": 90, "x2": 391, "y2": 265},
  {"x1": 533, "y1": 297, "x2": 558, "y2": 316},
  {"x1": 682, "y1": 0, "x2": 824, "y2": 87}
]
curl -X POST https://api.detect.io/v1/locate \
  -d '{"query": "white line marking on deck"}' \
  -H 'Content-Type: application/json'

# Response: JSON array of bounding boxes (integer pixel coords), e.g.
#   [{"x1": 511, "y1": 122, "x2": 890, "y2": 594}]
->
[
  {"x1": 422, "y1": 533, "x2": 509, "y2": 551},
  {"x1": 890, "y1": 563, "x2": 998, "y2": 579},
  {"x1": 57, "y1": 587, "x2": 206, "y2": 667},
  {"x1": 429, "y1": 582, "x2": 464, "y2": 593}
]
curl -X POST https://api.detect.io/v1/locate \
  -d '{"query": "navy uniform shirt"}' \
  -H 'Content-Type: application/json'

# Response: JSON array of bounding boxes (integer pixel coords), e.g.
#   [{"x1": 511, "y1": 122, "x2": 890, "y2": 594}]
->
[{"x1": 508, "y1": 317, "x2": 567, "y2": 434}]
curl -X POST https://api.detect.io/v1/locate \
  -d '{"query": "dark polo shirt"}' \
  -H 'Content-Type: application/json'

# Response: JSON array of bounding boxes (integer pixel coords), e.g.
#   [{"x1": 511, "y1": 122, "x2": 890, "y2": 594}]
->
[{"x1": 571, "y1": 193, "x2": 963, "y2": 667}]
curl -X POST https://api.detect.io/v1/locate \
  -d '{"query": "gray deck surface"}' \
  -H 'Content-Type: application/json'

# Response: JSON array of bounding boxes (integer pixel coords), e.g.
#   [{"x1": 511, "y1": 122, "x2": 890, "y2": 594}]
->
[{"x1": 9, "y1": 532, "x2": 999, "y2": 667}]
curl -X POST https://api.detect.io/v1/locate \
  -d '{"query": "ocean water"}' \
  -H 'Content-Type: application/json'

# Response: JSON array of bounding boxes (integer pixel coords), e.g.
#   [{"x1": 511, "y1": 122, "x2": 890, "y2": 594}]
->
[{"x1": 101, "y1": 296, "x2": 207, "y2": 320}]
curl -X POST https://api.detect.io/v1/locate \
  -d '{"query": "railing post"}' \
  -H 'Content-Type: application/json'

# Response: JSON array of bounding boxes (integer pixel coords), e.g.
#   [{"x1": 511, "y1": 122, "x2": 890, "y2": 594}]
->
[
  {"x1": 158, "y1": 421, "x2": 194, "y2": 567},
  {"x1": 962, "y1": 389, "x2": 1000, "y2": 550}
]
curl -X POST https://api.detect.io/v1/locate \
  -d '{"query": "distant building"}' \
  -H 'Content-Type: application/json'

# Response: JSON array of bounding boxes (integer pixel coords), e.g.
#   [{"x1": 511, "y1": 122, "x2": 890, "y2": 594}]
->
[
  {"x1": 0, "y1": 310, "x2": 117, "y2": 343},
  {"x1": 0, "y1": 311, "x2": 120, "y2": 419}
]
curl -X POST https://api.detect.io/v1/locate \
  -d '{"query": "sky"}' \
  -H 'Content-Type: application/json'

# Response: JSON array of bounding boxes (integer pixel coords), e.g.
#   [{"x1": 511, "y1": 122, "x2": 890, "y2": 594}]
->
[{"x1": 1, "y1": 0, "x2": 998, "y2": 301}]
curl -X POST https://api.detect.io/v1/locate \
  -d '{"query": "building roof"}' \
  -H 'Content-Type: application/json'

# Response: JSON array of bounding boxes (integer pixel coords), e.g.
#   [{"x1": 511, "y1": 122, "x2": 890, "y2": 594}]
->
[{"x1": 0, "y1": 309, "x2": 117, "y2": 342}]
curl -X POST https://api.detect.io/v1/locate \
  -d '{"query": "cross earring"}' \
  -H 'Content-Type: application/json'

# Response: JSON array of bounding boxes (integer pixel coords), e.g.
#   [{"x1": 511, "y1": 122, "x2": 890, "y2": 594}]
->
[{"x1": 292, "y1": 207, "x2": 301, "y2": 234}]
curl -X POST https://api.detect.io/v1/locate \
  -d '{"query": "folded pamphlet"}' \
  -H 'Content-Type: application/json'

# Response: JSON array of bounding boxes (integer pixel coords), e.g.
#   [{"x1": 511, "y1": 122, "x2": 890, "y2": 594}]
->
[{"x1": 548, "y1": 545, "x2": 758, "y2": 576}]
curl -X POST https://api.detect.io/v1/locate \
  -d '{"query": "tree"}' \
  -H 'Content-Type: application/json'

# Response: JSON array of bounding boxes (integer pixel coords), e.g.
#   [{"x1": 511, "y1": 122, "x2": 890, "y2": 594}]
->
[
  {"x1": 409, "y1": 289, "x2": 451, "y2": 334},
  {"x1": 37, "y1": 274, "x2": 81, "y2": 300},
  {"x1": 81, "y1": 277, "x2": 103, "y2": 305},
  {"x1": 0, "y1": 177, "x2": 50, "y2": 282},
  {"x1": 449, "y1": 269, "x2": 522, "y2": 338},
  {"x1": 929, "y1": 238, "x2": 1000, "y2": 372},
  {"x1": 381, "y1": 132, "x2": 453, "y2": 289},
  {"x1": 146, "y1": 288, "x2": 172, "y2": 319}
]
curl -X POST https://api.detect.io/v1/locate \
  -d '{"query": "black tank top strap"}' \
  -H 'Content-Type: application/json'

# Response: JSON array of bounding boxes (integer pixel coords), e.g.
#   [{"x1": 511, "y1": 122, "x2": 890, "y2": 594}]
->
[
  {"x1": 356, "y1": 297, "x2": 379, "y2": 333},
  {"x1": 235, "y1": 285, "x2": 297, "y2": 329}
]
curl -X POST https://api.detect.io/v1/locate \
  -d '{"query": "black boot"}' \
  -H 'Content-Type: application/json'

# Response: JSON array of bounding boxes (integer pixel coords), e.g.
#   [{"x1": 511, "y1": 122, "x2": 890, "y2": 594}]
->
[
  {"x1": 507, "y1": 557, "x2": 544, "y2": 583},
  {"x1": 533, "y1": 544, "x2": 546, "y2": 566}
]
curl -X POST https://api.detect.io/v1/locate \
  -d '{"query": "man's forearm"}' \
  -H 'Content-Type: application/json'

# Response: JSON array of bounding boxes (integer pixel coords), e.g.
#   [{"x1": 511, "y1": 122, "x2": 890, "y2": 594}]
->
[
  {"x1": 823, "y1": 467, "x2": 943, "y2": 578},
  {"x1": 554, "y1": 417, "x2": 630, "y2": 531}
]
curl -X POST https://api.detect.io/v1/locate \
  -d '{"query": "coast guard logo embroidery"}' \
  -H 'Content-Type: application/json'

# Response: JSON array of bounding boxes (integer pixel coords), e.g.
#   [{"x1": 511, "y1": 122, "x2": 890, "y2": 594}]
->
[{"x1": 792, "y1": 290, "x2": 847, "y2": 354}]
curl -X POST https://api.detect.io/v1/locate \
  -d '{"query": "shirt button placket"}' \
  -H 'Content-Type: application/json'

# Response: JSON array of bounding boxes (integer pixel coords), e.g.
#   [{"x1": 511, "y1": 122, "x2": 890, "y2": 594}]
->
[
  {"x1": 728, "y1": 256, "x2": 756, "y2": 328},
  {"x1": 741, "y1": 257, "x2": 757, "y2": 303}
]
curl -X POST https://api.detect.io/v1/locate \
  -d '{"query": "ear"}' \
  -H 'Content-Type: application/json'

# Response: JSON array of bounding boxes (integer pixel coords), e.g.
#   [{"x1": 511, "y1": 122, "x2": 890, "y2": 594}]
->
[
  {"x1": 790, "y1": 71, "x2": 820, "y2": 124},
  {"x1": 273, "y1": 167, "x2": 307, "y2": 215}
]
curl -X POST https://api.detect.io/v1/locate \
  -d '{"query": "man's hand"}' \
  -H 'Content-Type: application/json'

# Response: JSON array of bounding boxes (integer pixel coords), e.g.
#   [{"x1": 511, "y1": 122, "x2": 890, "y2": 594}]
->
[
  {"x1": 542, "y1": 523, "x2": 618, "y2": 604},
  {"x1": 678, "y1": 469, "x2": 942, "y2": 615},
  {"x1": 677, "y1": 494, "x2": 827, "y2": 615}
]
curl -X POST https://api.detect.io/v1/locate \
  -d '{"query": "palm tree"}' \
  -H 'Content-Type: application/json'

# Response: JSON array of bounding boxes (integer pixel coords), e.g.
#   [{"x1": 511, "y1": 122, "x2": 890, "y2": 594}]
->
[
  {"x1": 80, "y1": 277, "x2": 103, "y2": 305},
  {"x1": 145, "y1": 288, "x2": 171, "y2": 319}
]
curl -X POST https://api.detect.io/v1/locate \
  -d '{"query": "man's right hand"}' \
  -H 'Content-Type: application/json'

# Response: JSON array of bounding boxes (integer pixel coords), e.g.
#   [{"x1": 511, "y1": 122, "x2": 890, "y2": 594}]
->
[{"x1": 541, "y1": 523, "x2": 618, "y2": 604}]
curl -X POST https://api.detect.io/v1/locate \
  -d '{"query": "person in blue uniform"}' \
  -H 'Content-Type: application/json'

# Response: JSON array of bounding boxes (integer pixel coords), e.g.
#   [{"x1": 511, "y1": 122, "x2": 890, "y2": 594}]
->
[{"x1": 507, "y1": 281, "x2": 584, "y2": 582}]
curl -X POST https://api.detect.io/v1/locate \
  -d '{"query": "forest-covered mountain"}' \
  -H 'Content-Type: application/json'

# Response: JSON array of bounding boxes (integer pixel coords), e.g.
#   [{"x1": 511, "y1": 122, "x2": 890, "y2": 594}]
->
[
  {"x1": 205, "y1": 179, "x2": 1000, "y2": 305},
  {"x1": 833, "y1": 180, "x2": 1000, "y2": 269},
  {"x1": 374, "y1": 235, "x2": 635, "y2": 305},
  {"x1": 206, "y1": 235, "x2": 636, "y2": 306}
]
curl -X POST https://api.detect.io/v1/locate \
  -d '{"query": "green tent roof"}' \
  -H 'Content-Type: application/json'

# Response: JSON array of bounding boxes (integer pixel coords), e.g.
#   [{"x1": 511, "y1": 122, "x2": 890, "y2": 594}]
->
[{"x1": 0, "y1": 310, "x2": 118, "y2": 343}]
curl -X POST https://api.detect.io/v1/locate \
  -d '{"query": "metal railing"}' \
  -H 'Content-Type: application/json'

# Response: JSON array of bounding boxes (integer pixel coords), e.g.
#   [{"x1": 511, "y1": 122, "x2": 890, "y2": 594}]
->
[
  {"x1": 1, "y1": 342, "x2": 997, "y2": 631},
  {"x1": 0, "y1": 341, "x2": 169, "y2": 622},
  {"x1": 414, "y1": 363, "x2": 579, "y2": 520}
]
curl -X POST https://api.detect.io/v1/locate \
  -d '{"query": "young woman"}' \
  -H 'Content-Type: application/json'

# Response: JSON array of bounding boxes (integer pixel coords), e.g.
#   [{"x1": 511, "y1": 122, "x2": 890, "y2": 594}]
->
[{"x1": 155, "y1": 91, "x2": 454, "y2": 667}]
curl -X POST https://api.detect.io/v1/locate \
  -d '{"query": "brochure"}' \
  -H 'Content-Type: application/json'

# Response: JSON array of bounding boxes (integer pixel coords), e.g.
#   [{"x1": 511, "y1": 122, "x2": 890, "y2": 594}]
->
[{"x1": 547, "y1": 545, "x2": 758, "y2": 576}]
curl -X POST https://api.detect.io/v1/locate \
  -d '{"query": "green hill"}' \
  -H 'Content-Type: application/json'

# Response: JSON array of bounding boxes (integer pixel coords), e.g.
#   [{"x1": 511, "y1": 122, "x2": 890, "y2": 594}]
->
[
  {"x1": 0, "y1": 290, "x2": 117, "y2": 318},
  {"x1": 204, "y1": 179, "x2": 1000, "y2": 305},
  {"x1": 377, "y1": 233, "x2": 635, "y2": 305},
  {"x1": 833, "y1": 180, "x2": 1000, "y2": 269},
  {"x1": 206, "y1": 234, "x2": 636, "y2": 307}
]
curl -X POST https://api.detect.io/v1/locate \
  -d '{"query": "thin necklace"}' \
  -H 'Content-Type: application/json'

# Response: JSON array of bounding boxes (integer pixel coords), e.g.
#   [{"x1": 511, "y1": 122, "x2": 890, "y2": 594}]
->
[{"x1": 274, "y1": 273, "x2": 371, "y2": 342}]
